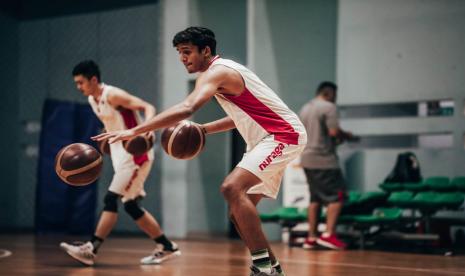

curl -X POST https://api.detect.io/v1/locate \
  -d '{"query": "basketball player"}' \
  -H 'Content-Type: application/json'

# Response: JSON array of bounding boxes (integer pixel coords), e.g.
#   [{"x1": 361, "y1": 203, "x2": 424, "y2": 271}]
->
[
  {"x1": 60, "y1": 60, "x2": 180, "y2": 266},
  {"x1": 93, "y1": 27, "x2": 307, "y2": 276}
]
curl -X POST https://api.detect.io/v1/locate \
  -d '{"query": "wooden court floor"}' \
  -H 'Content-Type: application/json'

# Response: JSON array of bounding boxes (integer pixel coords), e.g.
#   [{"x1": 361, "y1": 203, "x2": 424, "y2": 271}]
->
[{"x1": 1, "y1": 234, "x2": 465, "y2": 275}]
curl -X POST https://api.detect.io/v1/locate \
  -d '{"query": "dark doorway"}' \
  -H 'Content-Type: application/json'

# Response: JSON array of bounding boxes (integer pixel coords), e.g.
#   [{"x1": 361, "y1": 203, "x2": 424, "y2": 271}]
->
[{"x1": 228, "y1": 129, "x2": 246, "y2": 238}]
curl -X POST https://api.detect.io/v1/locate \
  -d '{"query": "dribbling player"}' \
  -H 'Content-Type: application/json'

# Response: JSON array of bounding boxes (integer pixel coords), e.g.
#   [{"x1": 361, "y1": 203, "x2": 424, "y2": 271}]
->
[
  {"x1": 60, "y1": 60, "x2": 180, "y2": 266},
  {"x1": 94, "y1": 28, "x2": 307, "y2": 276}
]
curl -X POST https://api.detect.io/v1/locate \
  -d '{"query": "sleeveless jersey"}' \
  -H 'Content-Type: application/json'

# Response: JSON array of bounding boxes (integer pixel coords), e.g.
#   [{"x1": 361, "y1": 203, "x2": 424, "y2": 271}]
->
[
  {"x1": 211, "y1": 57, "x2": 306, "y2": 149},
  {"x1": 88, "y1": 84, "x2": 153, "y2": 170}
]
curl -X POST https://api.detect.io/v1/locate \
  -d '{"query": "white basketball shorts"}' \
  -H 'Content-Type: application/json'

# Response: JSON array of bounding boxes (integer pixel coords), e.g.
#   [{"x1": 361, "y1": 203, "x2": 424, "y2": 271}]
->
[{"x1": 238, "y1": 135, "x2": 305, "y2": 199}]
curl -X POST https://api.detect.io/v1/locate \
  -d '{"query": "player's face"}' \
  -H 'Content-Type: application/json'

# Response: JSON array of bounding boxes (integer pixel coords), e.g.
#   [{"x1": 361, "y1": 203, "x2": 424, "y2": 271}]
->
[
  {"x1": 323, "y1": 88, "x2": 337, "y2": 103},
  {"x1": 176, "y1": 43, "x2": 208, "y2": 73},
  {"x1": 74, "y1": 75, "x2": 97, "y2": 96}
]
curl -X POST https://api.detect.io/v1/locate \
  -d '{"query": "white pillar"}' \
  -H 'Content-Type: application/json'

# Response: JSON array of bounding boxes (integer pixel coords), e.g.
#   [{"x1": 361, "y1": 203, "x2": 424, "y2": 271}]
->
[{"x1": 160, "y1": 0, "x2": 190, "y2": 238}]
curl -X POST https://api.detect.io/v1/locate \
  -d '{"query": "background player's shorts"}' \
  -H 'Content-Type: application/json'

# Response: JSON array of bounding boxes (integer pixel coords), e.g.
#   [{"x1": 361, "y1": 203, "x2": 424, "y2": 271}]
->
[
  {"x1": 304, "y1": 168, "x2": 346, "y2": 204},
  {"x1": 238, "y1": 135, "x2": 305, "y2": 199},
  {"x1": 108, "y1": 160, "x2": 152, "y2": 202}
]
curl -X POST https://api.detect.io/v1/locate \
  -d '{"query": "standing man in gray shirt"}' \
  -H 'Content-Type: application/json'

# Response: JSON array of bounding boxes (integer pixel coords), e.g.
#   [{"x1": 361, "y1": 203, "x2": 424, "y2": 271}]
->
[{"x1": 299, "y1": 81, "x2": 355, "y2": 250}]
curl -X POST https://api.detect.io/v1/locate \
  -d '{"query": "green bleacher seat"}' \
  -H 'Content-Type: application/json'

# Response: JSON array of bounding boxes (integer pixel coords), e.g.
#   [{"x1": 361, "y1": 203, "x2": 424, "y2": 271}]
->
[
  {"x1": 434, "y1": 192, "x2": 465, "y2": 209},
  {"x1": 280, "y1": 208, "x2": 307, "y2": 221},
  {"x1": 379, "y1": 182, "x2": 402, "y2": 192},
  {"x1": 259, "y1": 209, "x2": 281, "y2": 221},
  {"x1": 352, "y1": 208, "x2": 403, "y2": 223},
  {"x1": 387, "y1": 191, "x2": 414, "y2": 207},
  {"x1": 410, "y1": 191, "x2": 439, "y2": 209},
  {"x1": 354, "y1": 191, "x2": 388, "y2": 213},
  {"x1": 358, "y1": 191, "x2": 388, "y2": 204},
  {"x1": 408, "y1": 191, "x2": 464, "y2": 211},
  {"x1": 347, "y1": 191, "x2": 361, "y2": 202},
  {"x1": 341, "y1": 191, "x2": 362, "y2": 214},
  {"x1": 424, "y1": 176, "x2": 454, "y2": 191},
  {"x1": 259, "y1": 207, "x2": 307, "y2": 222},
  {"x1": 403, "y1": 182, "x2": 428, "y2": 192},
  {"x1": 452, "y1": 177, "x2": 465, "y2": 191}
]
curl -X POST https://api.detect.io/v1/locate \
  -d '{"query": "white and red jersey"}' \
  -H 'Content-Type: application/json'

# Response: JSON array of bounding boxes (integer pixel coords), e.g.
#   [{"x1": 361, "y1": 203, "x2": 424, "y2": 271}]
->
[
  {"x1": 211, "y1": 57, "x2": 307, "y2": 149},
  {"x1": 88, "y1": 84, "x2": 153, "y2": 171}
]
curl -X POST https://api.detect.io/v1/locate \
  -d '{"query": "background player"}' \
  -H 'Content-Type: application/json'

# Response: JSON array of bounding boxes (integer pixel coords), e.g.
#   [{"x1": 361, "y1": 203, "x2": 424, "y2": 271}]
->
[
  {"x1": 60, "y1": 60, "x2": 180, "y2": 266},
  {"x1": 299, "y1": 81, "x2": 356, "y2": 250}
]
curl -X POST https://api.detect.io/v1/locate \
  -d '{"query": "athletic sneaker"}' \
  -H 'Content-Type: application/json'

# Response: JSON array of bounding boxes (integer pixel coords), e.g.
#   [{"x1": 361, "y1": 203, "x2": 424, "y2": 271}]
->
[
  {"x1": 317, "y1": 233, "x2": 347, "y2": 250},
  {"x1": 60, "y1": 241, "x2": 96, "y2": 266},
  {"x1": 140, "y1": 242, "x2": 181, "y2": 265},
  {"x1": 302, "y1": 238, "x2": 318, "y2": 250},
  {"x1": 250, "y1": 266, "x2": 280, "y2": 276},
  {"x1": 272, "y1": 262, "x2": 285, "y2": 276}
]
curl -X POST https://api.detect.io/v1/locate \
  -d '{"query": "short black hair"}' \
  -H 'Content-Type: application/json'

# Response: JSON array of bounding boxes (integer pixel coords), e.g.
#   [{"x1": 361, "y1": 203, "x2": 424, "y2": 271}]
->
[
  {"x1": 72, "y1": 60, "x2": 101, "y2": 82},
  {"x1": 172, "y1": 27, "x2": 217, "y2": 56},
  {"x1": 316, "y1": 81, "x2": 337, "y2": 95}
]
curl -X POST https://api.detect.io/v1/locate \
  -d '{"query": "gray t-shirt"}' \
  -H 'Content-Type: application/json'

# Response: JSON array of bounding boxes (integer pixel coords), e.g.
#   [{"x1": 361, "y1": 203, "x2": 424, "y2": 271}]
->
[{"x1": 299, "y1": 98, "x2": 339, "y2": 169}]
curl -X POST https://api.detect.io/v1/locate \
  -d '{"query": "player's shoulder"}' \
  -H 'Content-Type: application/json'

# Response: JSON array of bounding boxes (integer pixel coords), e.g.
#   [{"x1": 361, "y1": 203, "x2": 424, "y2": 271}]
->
[
  {"x1": 104, "y1": 84, "x2": 125, "y2": 94},
  {"x1": 202, "y1": 63, "x2": 231, "y2": 82},
  {"x1": 314, "y1": 98, "x2": 336, "y2": 110},
  {"x1": 209, "y1": 58, "x2": 246, "y2": 79},
  {"x1": 105, "y1": 85, "x2": 130, "y2": 99},
  {"x1": 212, "y1": 58, "x2": 245, "y2": 70}
]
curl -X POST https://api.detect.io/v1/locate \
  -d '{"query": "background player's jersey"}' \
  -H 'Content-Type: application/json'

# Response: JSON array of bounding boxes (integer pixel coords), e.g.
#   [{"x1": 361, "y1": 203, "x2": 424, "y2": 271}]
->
[
  {"x1": 212, "y1": 57, "x2": 307, "y2": 149},
  {"x1": 88, "y1": 84, "x2": 153, "y2": 171}
]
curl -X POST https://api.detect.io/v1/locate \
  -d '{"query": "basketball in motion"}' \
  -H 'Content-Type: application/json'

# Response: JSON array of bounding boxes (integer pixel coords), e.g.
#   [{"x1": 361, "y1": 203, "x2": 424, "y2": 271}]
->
[
  {"x1": 123, "y1": 135, "x2": 154, "y2": 156},
  {"x1": 55, "y1": 143, "x2": 103, "y2": 186},
  {"x1": 97, "y1": 137, "x2": 111, "y2": 155},
  {"x1": 161, "y1": 120, "x2": 206, "y2": 160}
]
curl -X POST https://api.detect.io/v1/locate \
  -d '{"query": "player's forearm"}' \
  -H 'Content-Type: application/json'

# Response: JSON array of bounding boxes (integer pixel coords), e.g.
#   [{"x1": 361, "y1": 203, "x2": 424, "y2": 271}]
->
[
  {"x1": 131, "y1": 103, "x2": 193, "y2": 135},
  {"x1": 143, "y1": 105, "x2": 156, "y2": 121},
  {"x1": 202, "y1": 117, "x2": 236, "y2": 134}
]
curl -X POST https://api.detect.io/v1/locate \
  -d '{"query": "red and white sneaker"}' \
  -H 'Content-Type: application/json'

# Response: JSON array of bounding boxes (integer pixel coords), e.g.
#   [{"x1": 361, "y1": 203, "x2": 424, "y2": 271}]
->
[
  {"x1": 317, "y1": 233, "x2": 347, "y2": 250},
  {"x1": 302, "y1": 238, "x2": 317, "y2": 250}
]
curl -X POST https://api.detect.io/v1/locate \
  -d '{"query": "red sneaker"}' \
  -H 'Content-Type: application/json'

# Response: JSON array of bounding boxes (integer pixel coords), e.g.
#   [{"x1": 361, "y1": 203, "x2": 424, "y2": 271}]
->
[
  {"x1": 317, "y1": 233, "x2": 347, "y2": 250},
  {"x1": 302, "y1": 238, "x2": 317, "y2": 250}
]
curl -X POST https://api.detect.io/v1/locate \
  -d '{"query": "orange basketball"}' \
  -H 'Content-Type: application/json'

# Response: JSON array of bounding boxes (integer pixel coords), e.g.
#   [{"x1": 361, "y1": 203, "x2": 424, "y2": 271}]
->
[
  {"x1": 55, "y1": 143, "x2": 103, "y2": 186},
  {"x1": 161, "y1": 120, "x2": 205, "y2": 160},
  {"x1": 97, "y1": 138, "x2": 111, "y2": 155},
  {"x1": 96, "y1": 129, "x2": 111, "y2": 155},
  {"x1": 123, "y1": 135, "x2": 154, "y2": 156}
]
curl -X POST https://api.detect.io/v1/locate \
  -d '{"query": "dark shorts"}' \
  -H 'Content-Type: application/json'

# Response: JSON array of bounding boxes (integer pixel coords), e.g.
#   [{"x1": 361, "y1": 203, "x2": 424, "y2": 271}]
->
[{"x1": 304, "y1": 168, "x2": 346, "y2": 204}]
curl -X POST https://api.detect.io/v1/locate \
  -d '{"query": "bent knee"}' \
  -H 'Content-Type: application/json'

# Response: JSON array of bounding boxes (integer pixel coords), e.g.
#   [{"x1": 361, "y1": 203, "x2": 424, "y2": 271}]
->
[{"x1": 220, "y1": 181, "x2": 239, "y2": 200}]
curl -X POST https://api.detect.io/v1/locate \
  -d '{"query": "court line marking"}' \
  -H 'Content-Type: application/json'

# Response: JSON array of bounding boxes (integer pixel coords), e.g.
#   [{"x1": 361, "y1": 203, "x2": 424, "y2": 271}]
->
[
  {"x1": 2, "y1": 242, "x2": 465, "y2": 275},
  {"x1": 0, "y1": 249, "x2": 12, "y2": 259}
]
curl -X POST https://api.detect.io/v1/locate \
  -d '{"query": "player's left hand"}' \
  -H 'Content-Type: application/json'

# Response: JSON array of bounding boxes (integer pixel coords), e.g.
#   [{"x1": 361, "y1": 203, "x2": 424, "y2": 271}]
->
[{"x1": 92, "y1": 129, "x2": 137, "y2": 144}]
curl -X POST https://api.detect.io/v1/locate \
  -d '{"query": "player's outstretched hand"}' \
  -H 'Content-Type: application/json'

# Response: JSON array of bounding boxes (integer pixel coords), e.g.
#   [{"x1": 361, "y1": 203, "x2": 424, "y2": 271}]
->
[{"x1": 92, "y1": 129, "x2": 137, "y2": 144}]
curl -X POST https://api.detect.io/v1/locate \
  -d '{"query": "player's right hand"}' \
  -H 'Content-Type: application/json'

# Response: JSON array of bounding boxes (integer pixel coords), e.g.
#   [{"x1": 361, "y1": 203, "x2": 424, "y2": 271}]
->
[{"x1": 92, "y1": 129, "x2": 137, "y2": 144}]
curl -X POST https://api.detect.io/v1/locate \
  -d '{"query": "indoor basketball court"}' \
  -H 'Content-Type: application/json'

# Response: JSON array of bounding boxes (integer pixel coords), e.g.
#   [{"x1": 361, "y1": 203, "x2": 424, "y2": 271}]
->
[
  {"x1": 2, "y1": 235, "x2": 465, "y2": 275},
  {"x1": 1, "y1": 0, "x2": 464, "y2": 275}
]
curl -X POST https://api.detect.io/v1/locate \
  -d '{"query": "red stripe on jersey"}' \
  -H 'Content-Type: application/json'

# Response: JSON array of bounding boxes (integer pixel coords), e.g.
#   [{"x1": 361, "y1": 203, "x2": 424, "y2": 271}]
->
[
  {"x1": 223, "y1": 88, "x2": 299, "y2": 145},
  {"x1": 119, "y1": 108, "x2": 149, "y2": 166}
]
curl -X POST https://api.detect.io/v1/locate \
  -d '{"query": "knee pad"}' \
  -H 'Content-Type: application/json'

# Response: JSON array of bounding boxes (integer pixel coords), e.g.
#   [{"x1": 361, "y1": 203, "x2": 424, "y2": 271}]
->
[
  {"x1": 103, "y1": 191, "x2": 120, "y2": 213},
  {"x1": 124, "y1": 200, "x2": 145, "y2": 220}
]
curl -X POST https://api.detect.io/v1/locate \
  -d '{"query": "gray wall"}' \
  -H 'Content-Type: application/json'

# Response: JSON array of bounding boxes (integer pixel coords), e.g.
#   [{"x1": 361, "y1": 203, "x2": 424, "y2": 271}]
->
[
  {"x1": 338, "y1": 0, "x2": 465, "y2": 105},
  {"x1": 337, "y1": 0, "x2": 465, "y2": 191},
  {"x1": 12, "y1": 3, "x2": 162, "y2": 231},
  {"x1": 250, "y1": 0, "x2": 337, "y2": 111},
  {"x1": 0, "y1": 12, "x2": 19, "y2": 230}
]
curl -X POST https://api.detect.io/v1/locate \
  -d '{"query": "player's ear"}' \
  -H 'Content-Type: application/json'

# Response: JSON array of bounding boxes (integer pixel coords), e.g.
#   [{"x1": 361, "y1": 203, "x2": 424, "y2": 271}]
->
[
  {"x1": 203, "y1": 46, "x2": 211, "y2": 57},
  {"x1": 91, "y1": 76, "x2": 99, "y2": 84}
]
